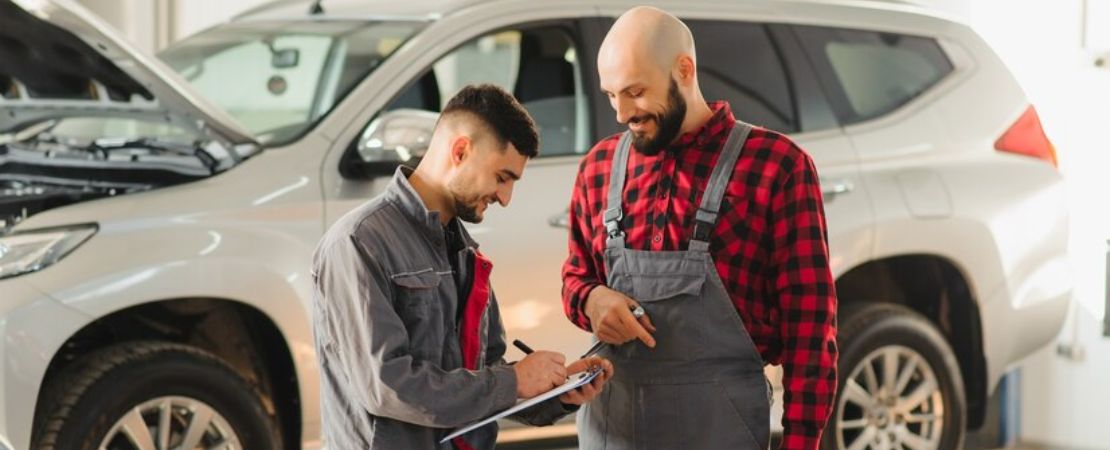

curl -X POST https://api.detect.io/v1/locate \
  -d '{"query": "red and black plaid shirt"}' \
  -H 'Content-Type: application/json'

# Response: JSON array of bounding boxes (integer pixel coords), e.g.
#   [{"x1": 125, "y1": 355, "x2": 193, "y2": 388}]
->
[{"x1": 562, "y1": 102, "x2": 837, "y2": 449}]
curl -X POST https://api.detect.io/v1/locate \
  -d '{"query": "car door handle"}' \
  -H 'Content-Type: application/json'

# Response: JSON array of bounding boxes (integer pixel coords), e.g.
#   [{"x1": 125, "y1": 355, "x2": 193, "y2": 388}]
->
[
  {"x1": 820, "y1": 178, "x2": 855, "y2": 202},
  {"x1": 548, "y1": 210, "x2": 570, "y2": 229}
]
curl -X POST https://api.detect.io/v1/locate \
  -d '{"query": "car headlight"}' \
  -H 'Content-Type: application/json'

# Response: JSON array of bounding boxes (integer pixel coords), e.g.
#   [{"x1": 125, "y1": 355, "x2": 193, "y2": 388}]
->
[{"x1": 0, "y1": 224, "x2": 97, "y2": 280}]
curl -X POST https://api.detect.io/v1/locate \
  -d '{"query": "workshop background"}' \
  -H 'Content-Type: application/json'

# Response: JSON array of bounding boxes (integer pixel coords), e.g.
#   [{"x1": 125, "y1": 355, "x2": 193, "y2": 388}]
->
[{"x1": 12, "y1": 0, "x2": 1110, "y2": 448}]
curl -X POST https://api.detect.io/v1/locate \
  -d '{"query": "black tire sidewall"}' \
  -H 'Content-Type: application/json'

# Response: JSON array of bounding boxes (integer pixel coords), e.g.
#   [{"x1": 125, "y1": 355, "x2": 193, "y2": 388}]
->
[
  {"x1": 824, "y1": 304, "x2": 966, "y2": 450},
  {"x1": 47, "y1": 347, "x2": 279, "y2": 450}
]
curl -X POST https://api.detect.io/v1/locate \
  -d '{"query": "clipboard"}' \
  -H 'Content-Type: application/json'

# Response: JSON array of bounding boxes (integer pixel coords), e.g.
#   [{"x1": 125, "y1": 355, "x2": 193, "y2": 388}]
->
[{"x1": 439, "y1": 366, "x2": 604, "y2": 443}]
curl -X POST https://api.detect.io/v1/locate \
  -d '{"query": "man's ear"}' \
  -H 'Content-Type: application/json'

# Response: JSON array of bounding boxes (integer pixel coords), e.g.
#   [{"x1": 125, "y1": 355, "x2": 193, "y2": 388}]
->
[
  {"x1": 449, "y1": 135, "x2": 471, "y2": 167},
  {"x1": 674, "y1": 54, "x2": 696, "y2": 86}
]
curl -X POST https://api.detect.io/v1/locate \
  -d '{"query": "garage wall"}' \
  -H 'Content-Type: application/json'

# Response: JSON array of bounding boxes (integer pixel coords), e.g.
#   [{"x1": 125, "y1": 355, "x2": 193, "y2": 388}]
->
[
  {"x1": 168, "y1": 0, "x2": 272, "y2": 43},
  {"x1": 77, "y1": 0, "x2": 271, "y2": 52},
  {"x1": 76, "y1": 0, "x2": 161, "y2": 53}
]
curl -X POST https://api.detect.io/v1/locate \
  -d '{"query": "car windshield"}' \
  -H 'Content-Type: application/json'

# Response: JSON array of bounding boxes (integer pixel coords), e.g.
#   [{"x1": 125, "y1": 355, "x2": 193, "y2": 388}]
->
[{"x1": 157, "y1": 19, "x2": 424, "y2": 145}]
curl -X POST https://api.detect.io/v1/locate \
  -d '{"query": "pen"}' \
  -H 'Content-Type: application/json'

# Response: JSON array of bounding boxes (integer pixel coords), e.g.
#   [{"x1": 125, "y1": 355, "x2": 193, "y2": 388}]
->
[
  {"x1": 580, "y1": 305, "x2": 646, "y2": 359},
  {"x1": 512, "y1": 339, "x2": 535, "y2": 354}
]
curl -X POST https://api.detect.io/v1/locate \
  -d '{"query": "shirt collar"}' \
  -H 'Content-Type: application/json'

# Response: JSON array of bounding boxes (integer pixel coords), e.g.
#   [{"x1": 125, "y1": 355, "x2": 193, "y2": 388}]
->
[
  {"x1": 385, "y1": 166, "x2": 478, "y2": 250},
  {"x1": 668, "y1": 101, "x2": 735, "y2": 151}
]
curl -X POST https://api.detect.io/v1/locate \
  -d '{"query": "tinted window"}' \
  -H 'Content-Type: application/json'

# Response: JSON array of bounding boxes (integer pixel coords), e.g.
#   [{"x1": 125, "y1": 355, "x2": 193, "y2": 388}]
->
[
  {"x1": 794, "y1": 26, "x2": 954, "y2": 124},
  {"x1": 377, "y1": 25, "x2": 590, "y2": 157},
  {"x1": 686, "y1": 20, "x2": 797, "y2": 133}
]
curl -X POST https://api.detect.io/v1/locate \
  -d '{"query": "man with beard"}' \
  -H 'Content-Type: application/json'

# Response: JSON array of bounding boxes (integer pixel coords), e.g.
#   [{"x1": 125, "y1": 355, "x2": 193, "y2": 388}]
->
[
  {"x1": 312, "y1": 84, "x2": 612, "y2": 450},
  {"x1": 561, "y1": 7, "x2": 837, "y2": 450}
]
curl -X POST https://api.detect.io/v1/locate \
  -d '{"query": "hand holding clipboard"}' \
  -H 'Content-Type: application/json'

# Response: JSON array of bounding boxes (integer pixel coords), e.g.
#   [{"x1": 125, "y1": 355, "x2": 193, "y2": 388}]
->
[
  {"x1": 439, "y1": 365, "x2": 606, "y2": 443},
  {"x1": 439, "y1": 342, "x2": 614, "y2": 444}
]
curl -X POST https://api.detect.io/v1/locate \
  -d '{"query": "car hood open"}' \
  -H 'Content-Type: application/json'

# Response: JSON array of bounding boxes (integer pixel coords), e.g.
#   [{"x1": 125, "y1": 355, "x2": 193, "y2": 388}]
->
[{"x1": 0, "y1": 0, "x2": 257, "y2": 147}]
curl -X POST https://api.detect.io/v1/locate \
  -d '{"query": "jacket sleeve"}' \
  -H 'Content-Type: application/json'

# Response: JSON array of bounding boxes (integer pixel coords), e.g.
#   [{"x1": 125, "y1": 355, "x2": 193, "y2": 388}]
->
[
  {"x1": 314, "y1": 234, "x2": 518, "y2": 428},
  {"x1": 483, "y1": 290, "x2": 579, "y2": 426}
]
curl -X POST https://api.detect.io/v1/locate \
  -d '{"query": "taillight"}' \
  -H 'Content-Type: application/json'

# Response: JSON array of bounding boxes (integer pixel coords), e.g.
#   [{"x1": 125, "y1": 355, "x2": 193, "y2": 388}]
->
[{"x1": 994, "y1": 105, "x2": 1057, "y2": 168}]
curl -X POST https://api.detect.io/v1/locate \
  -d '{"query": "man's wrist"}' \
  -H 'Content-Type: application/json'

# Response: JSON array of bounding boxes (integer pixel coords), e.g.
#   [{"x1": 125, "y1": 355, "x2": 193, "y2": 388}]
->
[{"x1": 580, "y1": 283, "x2": 603, "y2": 325}]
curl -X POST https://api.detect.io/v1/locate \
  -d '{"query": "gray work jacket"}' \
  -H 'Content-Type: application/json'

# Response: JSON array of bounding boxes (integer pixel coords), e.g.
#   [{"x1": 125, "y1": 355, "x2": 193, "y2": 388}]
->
[{"x1": 311, "y1": 167, "x2": 573, "y2": 449}]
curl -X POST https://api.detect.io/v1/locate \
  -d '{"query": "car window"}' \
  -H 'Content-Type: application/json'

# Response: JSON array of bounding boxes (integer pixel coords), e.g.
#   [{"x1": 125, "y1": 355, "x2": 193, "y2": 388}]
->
[
  {"x1": 376, "y1": 25, "x2": 591, "y2": 157},
  {"x1": 177, "y1": 34, "x2": 332, "y2": 136},
  {"x1": 160, "y1": 20, "x2": 423, "y2": 145},
  {"x1": 794, "y1": 26, "x2": 954, "y2": 124},
  {"x1": 685, "y1": 20, "x2": 798, "y2": 133}
]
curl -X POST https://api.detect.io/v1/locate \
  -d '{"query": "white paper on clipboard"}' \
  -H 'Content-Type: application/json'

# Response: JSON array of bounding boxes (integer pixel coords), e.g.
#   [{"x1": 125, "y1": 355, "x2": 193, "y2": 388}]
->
[{"x1": 439, "y1": 367, "x2": 604, "y2": 443}]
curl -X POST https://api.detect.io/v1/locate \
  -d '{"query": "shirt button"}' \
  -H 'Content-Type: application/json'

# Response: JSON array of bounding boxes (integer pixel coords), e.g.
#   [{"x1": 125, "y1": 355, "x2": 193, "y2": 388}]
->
[{"x1": 652, "y1": 235, "x2": 662, "y2": 243}]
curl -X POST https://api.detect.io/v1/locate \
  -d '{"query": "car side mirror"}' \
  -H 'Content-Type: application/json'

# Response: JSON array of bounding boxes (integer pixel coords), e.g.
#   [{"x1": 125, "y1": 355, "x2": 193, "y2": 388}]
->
[
  {"x1": 342, "y1": 109, "x2": 439, "y2": 179},
  {"x1": 358, "y1": 109, "x2": 438, "y2": 163}
]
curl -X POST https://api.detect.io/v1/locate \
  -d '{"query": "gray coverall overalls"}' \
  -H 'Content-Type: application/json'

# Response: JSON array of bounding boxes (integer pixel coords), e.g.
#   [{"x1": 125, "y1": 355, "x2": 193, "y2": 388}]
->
[{"x1": 577, "y1": 122, "x2": 772, "y2": 449}]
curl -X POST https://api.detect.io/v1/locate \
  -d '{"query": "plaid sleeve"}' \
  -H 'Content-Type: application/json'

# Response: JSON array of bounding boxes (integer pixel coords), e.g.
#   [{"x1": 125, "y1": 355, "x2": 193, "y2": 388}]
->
[
  {"x1": 561, "y1": 153, "x2": 604, "y2": 332},
  {"x1": 771, "y1": 150, "x2": 839, "y2": 449}
]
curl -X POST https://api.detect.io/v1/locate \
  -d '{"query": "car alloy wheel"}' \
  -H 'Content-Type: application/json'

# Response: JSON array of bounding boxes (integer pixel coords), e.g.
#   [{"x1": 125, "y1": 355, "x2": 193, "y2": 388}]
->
[
  {"x1": 836, "y1": 345, "x2": 944, "y2": 450},
  {"x1": 98, "y1": 395, "x2": 242, "y2": 450}
]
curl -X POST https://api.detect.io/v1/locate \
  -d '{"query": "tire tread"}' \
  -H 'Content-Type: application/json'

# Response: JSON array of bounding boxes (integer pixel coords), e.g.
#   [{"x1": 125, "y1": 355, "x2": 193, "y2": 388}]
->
[{"x1": 32, "y1": 341, "x2": 278, "y2": 450}]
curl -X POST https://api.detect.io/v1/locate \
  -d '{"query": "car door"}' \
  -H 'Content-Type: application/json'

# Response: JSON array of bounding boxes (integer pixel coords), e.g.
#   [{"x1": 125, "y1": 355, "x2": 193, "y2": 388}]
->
[
  {"x1": 761, "y1": 23, "x2": 875, "y2": 278},
  {"x1": 321, "y1": 16, "x2": 610, "y2": 366}
]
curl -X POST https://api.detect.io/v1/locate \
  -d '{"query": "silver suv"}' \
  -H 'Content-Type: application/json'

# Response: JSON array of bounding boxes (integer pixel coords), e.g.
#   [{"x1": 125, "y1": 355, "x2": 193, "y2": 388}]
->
[{"x1": 0, "y1": 0, "x2": 1070, "y2": 448}]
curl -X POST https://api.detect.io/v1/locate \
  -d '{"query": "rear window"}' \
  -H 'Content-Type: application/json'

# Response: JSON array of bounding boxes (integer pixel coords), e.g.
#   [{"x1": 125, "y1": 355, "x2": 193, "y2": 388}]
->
[{"x1": 794, "y1": 26, "x2": 953, "y2": 124}]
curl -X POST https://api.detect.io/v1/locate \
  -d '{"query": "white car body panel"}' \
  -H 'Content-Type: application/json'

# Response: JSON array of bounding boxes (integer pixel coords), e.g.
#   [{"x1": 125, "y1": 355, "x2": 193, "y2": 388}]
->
[{"x1": 6, "y1": 135, "x2": 331, "y2": 446}]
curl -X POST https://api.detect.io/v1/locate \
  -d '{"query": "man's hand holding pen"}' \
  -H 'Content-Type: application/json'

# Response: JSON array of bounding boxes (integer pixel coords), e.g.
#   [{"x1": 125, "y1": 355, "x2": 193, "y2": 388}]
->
[
  {"x1": 584, "y1": 286, "x2": 657, "y2": 347},
  {"x1": 511, "y1": 340, "x2": 614, "y2": 405},
  {"x1": 511, "y1": 348, "x2": 569, "y2": 398}
]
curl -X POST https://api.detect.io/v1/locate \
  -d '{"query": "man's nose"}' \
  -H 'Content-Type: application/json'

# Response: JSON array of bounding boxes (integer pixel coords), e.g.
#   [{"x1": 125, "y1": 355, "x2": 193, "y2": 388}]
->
[
  {"x1": 614, "y1": 97, "x2": 635, "y2": 124},
  {"x1": 495, "y1": 184, "x2": 513, "y2": 207}
]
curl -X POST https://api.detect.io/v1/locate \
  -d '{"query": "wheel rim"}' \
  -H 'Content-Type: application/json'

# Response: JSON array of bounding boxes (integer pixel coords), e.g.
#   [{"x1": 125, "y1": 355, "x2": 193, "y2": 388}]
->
[
  {"x1": 98, "y1": 396, "x2": 242, "y2": 450},
  {"x1": 835, "y1": 345, "x2": 945, "y2": 450}
]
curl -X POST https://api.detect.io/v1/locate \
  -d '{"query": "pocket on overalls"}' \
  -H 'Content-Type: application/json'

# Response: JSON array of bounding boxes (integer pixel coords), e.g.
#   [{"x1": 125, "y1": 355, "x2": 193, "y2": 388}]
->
[
  {"x1": 625, "y1": 272, "x2": 705, "y2": 302},
  {"x1": 611, "y1": 273, "x2": 706, "y2": 361}
]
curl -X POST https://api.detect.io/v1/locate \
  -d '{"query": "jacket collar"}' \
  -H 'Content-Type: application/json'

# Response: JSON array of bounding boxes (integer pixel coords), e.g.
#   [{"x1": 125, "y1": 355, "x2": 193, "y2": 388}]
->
[{"x1": 384, "y1": 166, "x2": 478, "y2": 250}]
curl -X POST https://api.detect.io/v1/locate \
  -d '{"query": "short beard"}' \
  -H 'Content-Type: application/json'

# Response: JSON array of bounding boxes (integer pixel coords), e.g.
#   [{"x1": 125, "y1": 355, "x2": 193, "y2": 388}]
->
[
  {"x1": 630, "y1": 78, "x2": 687, "y2": 156},
  {"x1": 447, "y1": 177, "x2": 484, "y2": 224},
  {"x1": 453, "y1": 196, "x2": 482, "y2": 223}
]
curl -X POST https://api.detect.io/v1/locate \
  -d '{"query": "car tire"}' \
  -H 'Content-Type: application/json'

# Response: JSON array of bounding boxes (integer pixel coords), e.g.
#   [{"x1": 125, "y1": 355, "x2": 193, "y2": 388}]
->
[
  {"x1": 33, "y1": 341, "x2": 282, "y2": 450},
  {"x1": 823, "y1": 303, "x2": 966, "y2": 450}
]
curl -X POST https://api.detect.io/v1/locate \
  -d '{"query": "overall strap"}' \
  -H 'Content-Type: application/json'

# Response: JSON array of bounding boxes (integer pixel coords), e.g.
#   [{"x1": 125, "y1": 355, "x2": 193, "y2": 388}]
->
[
  {"x1": 689, "y1": 121, "x2": 753, "y2": 252},
  {"x1": 604, "y1": 132, "x2": 634, "y2": 249}
]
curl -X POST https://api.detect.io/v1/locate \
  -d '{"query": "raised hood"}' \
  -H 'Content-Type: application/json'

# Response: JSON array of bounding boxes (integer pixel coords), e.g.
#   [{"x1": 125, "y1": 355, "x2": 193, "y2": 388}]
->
[{"x1": 0, "y1": 0, "x2": 257, "y2": 146}]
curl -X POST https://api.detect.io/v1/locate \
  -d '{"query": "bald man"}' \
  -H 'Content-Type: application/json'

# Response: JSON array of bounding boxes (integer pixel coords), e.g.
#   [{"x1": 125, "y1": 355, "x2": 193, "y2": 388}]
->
[
  {"x1": 313, "y1": 84, "x2": 612, "y2": 450},
  {"x1": 561, "y1": 7, "x2": 837, "y2": 449}
]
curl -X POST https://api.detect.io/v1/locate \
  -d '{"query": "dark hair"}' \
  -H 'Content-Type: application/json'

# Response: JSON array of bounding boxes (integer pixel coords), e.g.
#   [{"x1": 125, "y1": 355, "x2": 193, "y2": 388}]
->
[{"x1": 440, "y1": 84, "x2": 539, "y2": 158}]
